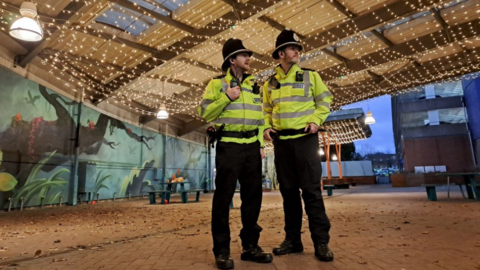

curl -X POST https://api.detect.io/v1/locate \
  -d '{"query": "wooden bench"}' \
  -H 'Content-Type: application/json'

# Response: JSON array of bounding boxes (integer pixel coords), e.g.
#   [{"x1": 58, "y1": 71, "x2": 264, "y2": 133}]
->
[
  {"x1": 422, "y1": 184, "x2": 441, "y2": 201},
  {"x1": 467, "y1": 183, "x2": 480, "y2": 201},
  {"x1": 324, "y1": 185, "x2": 335, "y2": 196},
  {"x1": 422, "y1": 184, "x2": 469, "y2": 201},
  {"x1": 180, "y1": 189, "x2": 203, "y2": 203},
  {"x1": 148, "y1": 190, "x2": 171, "y2": 204}
]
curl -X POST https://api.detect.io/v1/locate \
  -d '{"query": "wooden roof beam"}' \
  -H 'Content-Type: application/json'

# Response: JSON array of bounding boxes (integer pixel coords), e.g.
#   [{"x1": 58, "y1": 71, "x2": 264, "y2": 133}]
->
[
  {"x1": 178, "y1": 58, "x2": 221, "y2": 73},
  {"x1": 72, "y1": 25, "x2": 161, "y2": 55},
  {"x1": 366, "y1": 70, "x2": 384, "y2": 83},
  {"x1": 112, "y1": 0, "x2": 210, "y2": 36},
  {"x1": 258, "y1": 15, "x2": 287, "y2": 32},
  {"x1": 370, "y1": 29, "x2": 394, "y2": 47},
  {"x1": 325, "y1": 0, "x2": 356, "y2": 18},
  {"x1": 332, "y1": 50, "x2": 479, "y2": 104},
  {"x1": 370, "y1": 29, "x2": 422, "y2": 67},
  {"x1": 318, "y1": 17, "x2": 479, "y2": 82},
  {"x1": 430, "y1": 7, "x2": 453, "y2": 43},
  {"x1": 258, "y1": 16, "x2": 349, "y2": 69},
  {"x1": 303, "y1": 0, "x2": 446, "y2": 49},
  {"x1": 98, "y1": 0, "x2": 278, "y2": 106}
]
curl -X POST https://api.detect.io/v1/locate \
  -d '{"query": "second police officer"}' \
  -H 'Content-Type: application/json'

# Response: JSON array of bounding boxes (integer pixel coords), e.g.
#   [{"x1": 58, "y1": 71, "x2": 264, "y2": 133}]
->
[{"x1": 263, "y1": 29, "x2": 335, "y2": 262}]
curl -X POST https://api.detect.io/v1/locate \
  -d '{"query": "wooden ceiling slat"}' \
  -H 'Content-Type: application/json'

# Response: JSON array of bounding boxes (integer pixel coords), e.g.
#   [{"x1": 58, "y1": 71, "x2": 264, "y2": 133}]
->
[{"x1": 318, "y1": 17, "x2": 480, "y2": 81}]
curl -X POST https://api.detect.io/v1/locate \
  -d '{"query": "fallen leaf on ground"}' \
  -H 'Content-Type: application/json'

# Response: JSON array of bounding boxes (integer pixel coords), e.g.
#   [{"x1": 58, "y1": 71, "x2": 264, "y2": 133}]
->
[{"x1": 34, "y1": 250, "x2": 41, "y2": 257}]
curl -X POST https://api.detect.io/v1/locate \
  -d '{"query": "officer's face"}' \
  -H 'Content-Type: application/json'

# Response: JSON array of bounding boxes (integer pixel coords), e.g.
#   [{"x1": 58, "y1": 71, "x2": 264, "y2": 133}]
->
[
  {"x1": 231, "y1": 53, "x2": 251, "y2": 71},
  {"x1": 279, "y1": 46, "x2": 301, "y2": 64}
]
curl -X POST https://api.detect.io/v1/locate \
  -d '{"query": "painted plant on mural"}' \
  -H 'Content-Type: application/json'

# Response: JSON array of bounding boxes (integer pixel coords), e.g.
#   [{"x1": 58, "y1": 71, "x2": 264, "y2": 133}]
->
[{"x1": 0, "y1": 66, "x2": 208, "y2": 209}]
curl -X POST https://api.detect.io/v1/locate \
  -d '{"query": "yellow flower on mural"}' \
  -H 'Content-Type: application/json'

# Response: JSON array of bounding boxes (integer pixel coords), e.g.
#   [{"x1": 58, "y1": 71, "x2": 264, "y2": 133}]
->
[
  {"x1": 0, "y1": 148, "x2": 18, "y2": 192},
  {"x1": 0, "y1": 173, "x2": 17, "y2": 192}
]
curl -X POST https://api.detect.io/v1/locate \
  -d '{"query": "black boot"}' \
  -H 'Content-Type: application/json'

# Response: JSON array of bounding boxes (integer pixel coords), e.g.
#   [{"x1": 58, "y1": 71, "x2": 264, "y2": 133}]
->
[
  {"x1": 215, "y1": 249, "x2": 234, "y2": 269},
  {"x1": 315, "y1": 244, "x2": 334, "y2": 262},
  {"x1": 241, "y1": 245, "x2": 273, "y2": 263},
  {"x1": 272, "y1": 239, "x2": 304, "y2": 255}
]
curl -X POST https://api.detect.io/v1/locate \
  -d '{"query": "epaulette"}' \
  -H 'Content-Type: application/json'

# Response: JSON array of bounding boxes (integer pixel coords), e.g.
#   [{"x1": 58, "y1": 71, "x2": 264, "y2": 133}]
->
[
  {"x1": 301, "y1": 68, "x2": 315, "y2": 72},
  {"x1": 267, "y1": 73, "x2": 277, "y2": 81},
  {"x1": 214, "y1": 74, "x2": 226, "y2": 79},
  {"x1": 268, "y1": 73, "x2": 280, "y2": 89}
]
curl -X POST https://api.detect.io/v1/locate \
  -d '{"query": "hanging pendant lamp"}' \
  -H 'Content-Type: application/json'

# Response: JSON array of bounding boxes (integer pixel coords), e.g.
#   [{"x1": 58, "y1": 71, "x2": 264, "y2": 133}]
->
[
  {"x1": 365, "y1": 111, "x2": 376, "y2": 125},
  {"x1": 9, "y1": 1, "x2": 43, "y2": 42},
  {"x1": 157, "y1": 81, "x2": 169, "y2": 119},
  {"x1": 157, "y1": 103, "x2": 169, "y2": 119}
]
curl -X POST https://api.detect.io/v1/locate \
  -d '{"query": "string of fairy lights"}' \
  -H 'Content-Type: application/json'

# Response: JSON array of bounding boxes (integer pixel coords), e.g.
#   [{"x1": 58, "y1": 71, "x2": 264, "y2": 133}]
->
[
  {"x1": 263, "y1": 118, "x2": 369, "y2": 152},
  {"x1": 1, "y1": 0, "x2": 480, "y2": 119}
]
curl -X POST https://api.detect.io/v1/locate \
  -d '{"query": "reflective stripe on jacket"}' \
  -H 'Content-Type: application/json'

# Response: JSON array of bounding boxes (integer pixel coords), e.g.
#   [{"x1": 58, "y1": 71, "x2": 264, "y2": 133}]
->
[
  {"x1": 263, "y1": 64, "x2": 333, "y2": 140},
  {"x1": 198, "y1": 68, "x2": 265, "y2": 146}
]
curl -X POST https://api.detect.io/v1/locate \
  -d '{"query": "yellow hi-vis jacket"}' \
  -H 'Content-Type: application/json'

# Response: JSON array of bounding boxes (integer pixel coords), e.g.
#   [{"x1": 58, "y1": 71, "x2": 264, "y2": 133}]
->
[
  {"x1": 198, "y1": 68, "x2": 265, "y2": 147},
  {"x1": 263, "y1": 64, "x2": 334, "y2": 140}
]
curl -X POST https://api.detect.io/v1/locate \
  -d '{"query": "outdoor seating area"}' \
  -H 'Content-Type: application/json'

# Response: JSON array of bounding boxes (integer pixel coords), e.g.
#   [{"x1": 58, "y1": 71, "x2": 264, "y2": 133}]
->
[
  {"x1": 148, "y1": 181, "x2": 204, "y2": 204},
  {"x1": 1, "y1": 185, "x2": 480, "y2": 270}
]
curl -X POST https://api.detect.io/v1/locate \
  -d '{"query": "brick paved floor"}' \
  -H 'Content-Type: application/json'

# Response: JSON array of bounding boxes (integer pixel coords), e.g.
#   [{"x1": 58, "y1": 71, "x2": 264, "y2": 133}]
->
[{"x1": 1, "y1": 185, "x2": 480, "y2": 270}]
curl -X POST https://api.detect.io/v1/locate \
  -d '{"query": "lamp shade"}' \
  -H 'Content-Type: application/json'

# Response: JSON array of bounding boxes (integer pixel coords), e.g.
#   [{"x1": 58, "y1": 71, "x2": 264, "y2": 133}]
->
[
  {"x1": 9, "y1": 2, "x2": 43, "y2": 42},
  {"x1": 365, "y1": 111, "x2": 376, "y2": 125},
  {"x1": 156, "y1": 103, "x2": 169, "y2": 119},
  {"x1": 9, "y1": 17, "x2": 43, "y2": 41}
]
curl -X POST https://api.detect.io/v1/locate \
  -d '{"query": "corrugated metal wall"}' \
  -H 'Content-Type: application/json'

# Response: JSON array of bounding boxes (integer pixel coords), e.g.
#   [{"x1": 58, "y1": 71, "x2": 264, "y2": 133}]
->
[{"x1": 463, "y1": 77, "x2": 480, "y2": 141}]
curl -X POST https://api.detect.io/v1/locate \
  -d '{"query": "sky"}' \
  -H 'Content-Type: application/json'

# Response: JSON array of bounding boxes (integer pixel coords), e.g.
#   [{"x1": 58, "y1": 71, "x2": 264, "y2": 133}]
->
[{"x1": 341, "y1": 95, "x2": 395, "y2": 155}]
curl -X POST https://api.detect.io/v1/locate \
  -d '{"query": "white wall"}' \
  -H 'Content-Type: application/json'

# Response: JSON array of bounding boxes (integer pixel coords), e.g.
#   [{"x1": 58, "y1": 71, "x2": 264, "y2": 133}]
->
[{"x1": 321, "y1": 161, "x2": 374, "y2": 177}]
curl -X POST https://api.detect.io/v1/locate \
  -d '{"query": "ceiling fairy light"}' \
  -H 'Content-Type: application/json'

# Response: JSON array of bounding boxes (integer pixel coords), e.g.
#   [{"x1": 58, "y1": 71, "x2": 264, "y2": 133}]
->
[{"x1": 9, "y1": 1, "x2": 43, "y2": 42}]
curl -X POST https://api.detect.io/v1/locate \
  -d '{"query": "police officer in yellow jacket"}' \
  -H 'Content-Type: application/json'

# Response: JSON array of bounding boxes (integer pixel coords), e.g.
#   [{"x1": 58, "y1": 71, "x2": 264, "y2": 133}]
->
[
  {"x1": 198, "y1": 38, "x2": 273, "y2": 269},
  {"x1": 263, "y1": 30, "x2": 335, "y2": 262}
]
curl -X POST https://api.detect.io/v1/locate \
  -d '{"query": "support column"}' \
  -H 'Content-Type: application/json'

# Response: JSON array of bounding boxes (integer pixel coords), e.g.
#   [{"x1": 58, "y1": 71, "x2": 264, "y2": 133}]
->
[
  {"x1": 335, "y1": 140, "x2": 343, "y2": 179},
  {"x1": 68, "y1": 91, "x2": 83, "y2": 206},
  {"x1": 321, "y1": 132, "x2": 332, "y2": 179}
]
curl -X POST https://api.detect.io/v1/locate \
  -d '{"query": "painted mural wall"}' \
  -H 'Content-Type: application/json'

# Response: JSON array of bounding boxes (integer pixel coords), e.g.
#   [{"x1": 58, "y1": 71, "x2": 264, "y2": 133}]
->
[{"x1": 0, "y1": 66, "x2": 209, "y2": 209}]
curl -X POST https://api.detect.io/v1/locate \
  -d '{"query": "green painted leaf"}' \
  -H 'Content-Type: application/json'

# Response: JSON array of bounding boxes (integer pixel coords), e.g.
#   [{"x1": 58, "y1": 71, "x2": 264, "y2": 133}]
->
[
  {"x1": 0, "y1": 173, "x2": 18, "y2": 192},
  {"x1": 41, "y1": 168, "x2": 70, "y2": 200},
  {"x1": 95, "y1": 171, "x2": 112, "y2": 193},
  {"x1": 47, "y1": 191, "x2": 64, "y2": 205},
  {"x1": 25, "y1": 151, "x2": 57, "y2": 185},
  {"x1": 12, "y1": 179, "x2": 47, "y2": 207},
  {"x1": 24, "y1": 180, "x2": 68, "y2": 205},
  {"x1": 98, "y1": 184, "x2": 109, "y2": 191}
]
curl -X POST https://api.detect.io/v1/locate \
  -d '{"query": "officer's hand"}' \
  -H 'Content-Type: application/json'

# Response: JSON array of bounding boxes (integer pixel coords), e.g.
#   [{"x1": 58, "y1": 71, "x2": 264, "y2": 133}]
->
[
  {"x1": 260, "y1": 148, "x2": 265, "y2": 159},
  {"x1": 305, "y1": 123, "x2": 318, "y2": 134},
  {"x1": 264, "y1": 128, "x2": 276, "y2": 141},
  {"x1": 226, "y1": 86, "x2": 241, "y2": 100}
]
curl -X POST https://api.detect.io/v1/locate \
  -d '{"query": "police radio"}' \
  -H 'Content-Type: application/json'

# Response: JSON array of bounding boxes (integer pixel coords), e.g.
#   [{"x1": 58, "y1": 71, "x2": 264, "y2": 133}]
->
[
  {"x1": 230, "y1": 78, "x2": 239, "y2": 88},
  {"x1": 295, "y1": 71, "x2": 304, "y2": 82},
  {"x1": 252, "y1": 82, "x2": 260, "y2": 94}
]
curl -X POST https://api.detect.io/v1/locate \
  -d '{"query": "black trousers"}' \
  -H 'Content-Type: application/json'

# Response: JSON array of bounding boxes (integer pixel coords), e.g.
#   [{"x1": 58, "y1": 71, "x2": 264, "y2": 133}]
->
[
  {"x1": 212, "y1": 141, "x2": 263, "y2": 256},
  {"x1": 273, "y1": 134, "x2": 331, "y2": 246}
]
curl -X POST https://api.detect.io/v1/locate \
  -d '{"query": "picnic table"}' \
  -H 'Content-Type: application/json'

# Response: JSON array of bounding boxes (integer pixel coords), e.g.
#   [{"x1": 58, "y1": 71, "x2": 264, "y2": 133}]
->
[
  {"x1": 425, "y1": 172, "x2": 480, "y2": 201},
  {"x1": 148, "y1": 181, "x2": 203, "y2": 204}
]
